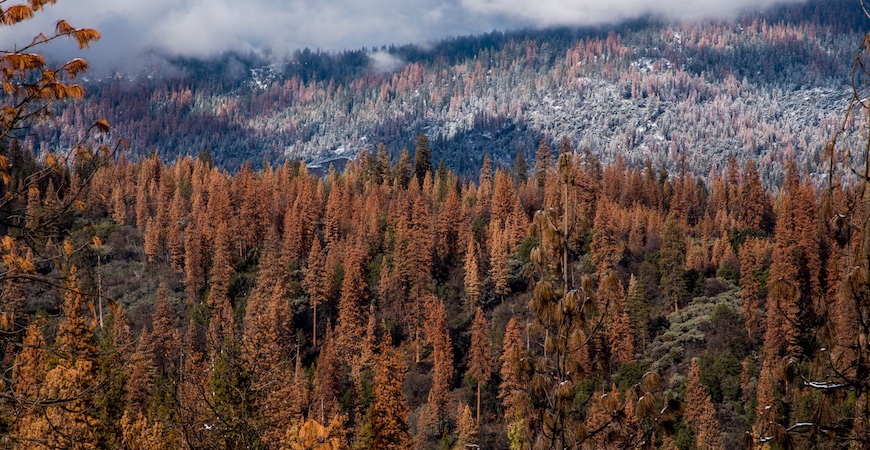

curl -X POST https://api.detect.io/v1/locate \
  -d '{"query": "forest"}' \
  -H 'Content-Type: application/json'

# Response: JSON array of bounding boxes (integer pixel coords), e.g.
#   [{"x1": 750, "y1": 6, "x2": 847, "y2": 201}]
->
[
  {"x1": 2, "y1": 0, "x2": 870, "y2": 449},
  {"x1": 27, "y1": 0, "x2": 868, "y2": 181},
  {"x1": 2, "y1": 129, "x2": 870, "y2": 449}
]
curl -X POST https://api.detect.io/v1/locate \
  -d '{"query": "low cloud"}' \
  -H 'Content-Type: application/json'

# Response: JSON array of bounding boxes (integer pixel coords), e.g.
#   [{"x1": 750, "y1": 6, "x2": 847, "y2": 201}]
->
[
  {"x1": 460, "y1": 0, "x2": 805, "y2": 25},
  {"x1": 0, "y1": 0, "x2": 804, "y2": 73},
  {"x1": 369, "y1": 51, "x2": 405, "y2": 73}
]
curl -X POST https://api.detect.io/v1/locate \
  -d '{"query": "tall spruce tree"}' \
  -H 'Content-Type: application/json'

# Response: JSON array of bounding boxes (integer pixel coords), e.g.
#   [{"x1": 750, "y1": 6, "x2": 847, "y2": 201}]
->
[{"x1": 467, "y1": 307, "x2": 492, "y2": 425}]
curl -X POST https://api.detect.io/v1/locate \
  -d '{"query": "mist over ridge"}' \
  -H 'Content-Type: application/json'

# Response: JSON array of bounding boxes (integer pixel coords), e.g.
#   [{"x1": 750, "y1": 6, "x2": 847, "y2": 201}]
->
[{"x1": 0, "y1": 0, "x2": 824, "y2": 74}]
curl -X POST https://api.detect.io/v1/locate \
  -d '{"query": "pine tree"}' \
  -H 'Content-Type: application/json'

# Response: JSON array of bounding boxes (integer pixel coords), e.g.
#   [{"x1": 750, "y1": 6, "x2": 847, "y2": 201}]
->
[
  {"x1": 38, "y1": 267, "x2": 101, "y2": 448},
  {"x1": 393, "y1": 148, "x2": 412, "y2": 189},
  {"x1": 583, "y1": 385, "x2": 624, "y2": 449},
  {"x1": 207, "y1": 221, "x2": 235, "y2": 354},
  {"x1": 685, "y1": 359, "x2": 722, "y2": 450},
  {"x1": 492, "y1": 168, "x2": 517, "y2": 226},
  {"x1": 167, "y1": 183, "x2": 186, "y2": 270},
  {"x1": 304, "y1": 237, "x2": 328, "y2": 348},
  {"x1": 607, "y1": 278, "x2": 635, "y2": 364},
  {"x1": 736, "y1": 160, "x2": 770, "y2": 231},
  {"x1": 738, "y1": 238, "x2": 767, "y2": 338},
  {"x1": 183, "y1": 215, "x2": 205, "y2": 302},
  {"x1": 12, "y1": 321, "x2": 50, "y2": 445},
  {"x1": 534, "y1": 139, "x2": 553, "y2": 188},
  {"x1": 467, "y1": 307, "x2": 492, "y2": 425},
  {"x1": 151, "y1": 284, "x2": 176, "y2": 372},
  {"x1": 452, "y1": 403, "x2": 479, "y2": 450},
  {"x1": 426, "y1": 296, "x2": 454, "y2": 423},
  {"x1": 120, "y1": 411, "x2": 177, "y2": 450},
  {"x1": 376, "y1": 143, "x2": 392, "y2": 184},
  {"x1": 143, "y1": 217, "x2": 159, "y2": 262},
  {"x1": 242, "y1": 234, "x2": 288, "y2": 387},
  {"x1": 112, "y1": 184, "x2": 127, "y2": 225},
  {"x1": 436, "y1": 183, "x2": 462, "y2": 258},
  {"x1": 414, "y1": 132, "x2": 432, "y2": 185},
  {"x1": 207, "y1": 341, "x2": 262, "y2": 449},
  {"x1": 478, "y1": 154, "x2": 493, "y2": 213},
  {"x1": 463, "y1": 240, "x2": 482, "y2": 308},
  {"x1": 499, "y1": 316, "x2": 528, "y2": 424},
  {"x1": 312, "y1": 334, "x2": 342, "y2": 425},
  {"x1": 525, "y1": 153, "x2": 604, "y2": 448},
  {"x1": 490, "y1": 220, "x2": 511, "y2": 299},
  {"x1": 135, "y1": 172, "x2": 151, "y2": 233},
  {"x1": 514, "y1": 149, "x2": 528, "y2": 185},
  {"x1": 126, "y1": 329, "x2": 156, "y2": 416},
  {"x1": 660, "y1": 213, "x2": 687, "y2": 312},
  {"x1": 357, "y1": 341, "x2": 412, "y2": 450},
  {"x1": 323, "y1": 182, "x2": 343, "y2": 246},
  {"x1": 335, "y1": 239, "x2": 368, "y2": 359},
  {"x1": 625, "y1": 275, "x2": 650, "y2": 353},
  {"x1": 590, "y1": 198, "x2": 623, "y2": 276}
]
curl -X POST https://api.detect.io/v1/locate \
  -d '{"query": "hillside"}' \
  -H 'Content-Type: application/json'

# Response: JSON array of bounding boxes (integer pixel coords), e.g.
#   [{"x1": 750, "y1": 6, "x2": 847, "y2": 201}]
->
[
  {"x1": 5, "y1": 0, "x2": 870, "y2": 449},
  {"x1": 29, "y1": 0, "x2": 867, "y2": 183}
]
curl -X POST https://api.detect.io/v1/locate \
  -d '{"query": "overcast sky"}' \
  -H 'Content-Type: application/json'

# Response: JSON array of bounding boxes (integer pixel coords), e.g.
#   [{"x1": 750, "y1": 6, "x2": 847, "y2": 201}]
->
[{"x1": 0, "y1": 0, "x2": 805, "y2": 72}]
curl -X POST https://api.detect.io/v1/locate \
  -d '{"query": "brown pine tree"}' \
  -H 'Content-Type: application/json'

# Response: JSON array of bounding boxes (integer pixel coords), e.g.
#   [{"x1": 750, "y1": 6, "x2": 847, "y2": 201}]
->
[
  {"x1": 126, "y1": 328, "x2": 156, "y2": 415},
  {"x1": 304, "y1": 237, "x2": 328, "y2": 348},
  {"x1": 610, "y1": 297, "x2": 635, "y2": 365},
  {"x1": 499, "y1": 316, "x2": 528, "y2": 424},
  {"x1": 111, "y1": 184, "x2": 127, "y2": 225},
  {"x1": 489, "y1": 221, "x2": 511, "y2": 299},
  {"x1": 242, "y1": 234, "x2": 287, "y2": 382},
  {"x1": 436, "y1": 183, "x2": 462, "y2": 258},
  {"x1": 357, "y1": 341, "x2": 412, "y2": 450},
  {"x1": 590, "y1": 198, "x2": 623, "y2": 276},
  {"x1": 151, "y1": 284, "x2": 176, "y2": 371},
  {"x1": 12, "y1": 321, "x2": 50, "y2": 445},
  {"x1": 583, "y1": 385, "x2": 623, "y2": 449},
  {"x1": 37, "y1": 267, "x2": 100, "y2": 448},
  {"x1": 334, "y1": 239, "x2": 368, "y2": 358},
  {"x1": 467, "y1": 307, "x2": 492, "y2": 425},
  {"x1": 736, "y1": 160, "x2": 770, "y2": 231},
  {"x1": 167, "y1": 183, "x2": 187, "y2": 270},
  {"x1": 143, "y1": 217, "x2": 159, "y2": 262},
  {"x1": 426, "y1": 296, "x2": 454, "y2": 423},
  {"x1": 492, "y1": 168, "x2": 516, "y2": 224},
  {"x1": 205, "y1": 170, "x2": 234, "y2": 244},
  {"x1": 134, "y1": 171, "x2": 151, "y2": 232},
  {"x1": 463, "y1": 240, "x2": 482, "y2": 308},
  {"x1": 685, "y1": 359, "x2": 723, "y2": 450},
  {"x1": 206, "y1": 221, "x2": 235, "y2": 354},
  {"x1": 452, "y1": 403, "x2": 479, "y2": 450},
  {"x1": 324, "y1": 182, "x2": 343, "y2": 246},
  {"x1": 312, "y1": 334, "x2": 342, "y2": 425},
  {"x1": 120, "y1": 411, "x2": 177, "y2": 450},
  {"x1": 183, "y1": 216, "x2": 205, "y2": 302}
]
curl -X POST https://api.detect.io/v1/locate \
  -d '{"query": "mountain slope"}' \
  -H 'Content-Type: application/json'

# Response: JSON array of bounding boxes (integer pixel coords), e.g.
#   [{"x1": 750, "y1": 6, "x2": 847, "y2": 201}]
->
[{"x1": 31, "y1": 0, "x2": 866, "y2": 181}]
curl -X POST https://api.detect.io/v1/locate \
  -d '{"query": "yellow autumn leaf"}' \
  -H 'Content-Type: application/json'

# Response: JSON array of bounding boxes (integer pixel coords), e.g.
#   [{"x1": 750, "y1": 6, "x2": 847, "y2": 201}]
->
[
  {"x1": 63, "y1": 239, "x2": 74, "y2": 255},
  {"x1": 92, "y1": 235, "x2": 102, "y2": 250},
  {"x1": 1, "y1": 235, "x2": 14, "y2": 251},
  {"x1": 94, "y1": 118, "x2": 110, "y2": 132},
  {"x1": 0, "y1": 313, "x2": 11, "y2": 331},
  {"x1": 19, "y1": 258, "x2": 35, "y2": 273}
]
